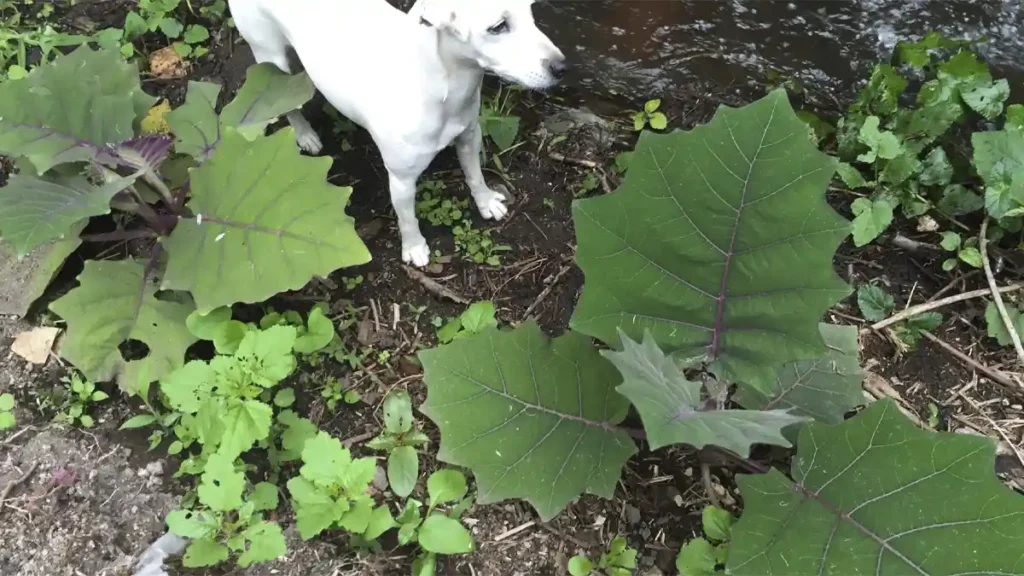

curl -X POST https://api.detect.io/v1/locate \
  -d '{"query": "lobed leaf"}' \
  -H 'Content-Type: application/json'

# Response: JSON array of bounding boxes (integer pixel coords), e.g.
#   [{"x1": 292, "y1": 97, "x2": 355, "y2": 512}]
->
[
  {"x1": 733, "y1": 323, "x2": 862, "y2": 425},
  {"x1": 0, "y1": 219, "x2": 85, "y2": 316},
  {"x1": 603, "y1": 329, "x2": 807, "y2": 455},
  {"x1": 0, "y1": 171, "x2": 138, "y2": 256},
  {"x1": 728, "y1": 399, "x2": 1024, "y2": 575},
  {"x1": 161, "y1": 128, "x2": 370, "y2": 312},
  {"x1": 571, "y1": 90, "x2": 850, "y2": 388},
  {"x1": 166, "y1": 81, "x2": 222, "y2": 160},
  {"x1": 0, "y1": 45, "x2": 154, "y2": 173},
  {"x1": 49, "y1": 259, "x2": 197, "y2": 391},
  {"x1": 972, "y1": 128, "x2": 1024, "y2": 220},
  {"x1": 419, "y1": 323, "x2": 637, "y2": 521}
]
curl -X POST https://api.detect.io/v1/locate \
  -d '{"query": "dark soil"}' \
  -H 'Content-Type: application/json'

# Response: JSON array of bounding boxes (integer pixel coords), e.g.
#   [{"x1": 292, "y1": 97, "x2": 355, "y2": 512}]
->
[{"x1": 2, "y1": 1, "x2": 1024, "y2": 575}]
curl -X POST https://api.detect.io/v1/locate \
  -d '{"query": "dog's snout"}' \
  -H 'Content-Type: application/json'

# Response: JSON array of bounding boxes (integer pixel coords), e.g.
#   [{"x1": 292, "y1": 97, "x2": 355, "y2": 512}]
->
[{"x1": 547, "y1": 57, "x2": 567, "y2": 80}]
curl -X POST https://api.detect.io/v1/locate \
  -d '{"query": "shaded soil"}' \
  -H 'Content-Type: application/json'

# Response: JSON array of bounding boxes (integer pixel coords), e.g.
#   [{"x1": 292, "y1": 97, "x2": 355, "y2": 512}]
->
[{"x1": 2, "y1": 1, "x2": 1024, "y2": 575}]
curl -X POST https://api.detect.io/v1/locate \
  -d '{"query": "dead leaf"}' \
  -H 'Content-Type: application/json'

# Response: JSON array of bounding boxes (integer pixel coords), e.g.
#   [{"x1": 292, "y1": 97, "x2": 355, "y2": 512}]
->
[
  {"x1": 149, "y1": 46, "x2": 187, "y2": 79},
  {"x1": 11, "y1": 326, "x2": 61, "y2": 364}
]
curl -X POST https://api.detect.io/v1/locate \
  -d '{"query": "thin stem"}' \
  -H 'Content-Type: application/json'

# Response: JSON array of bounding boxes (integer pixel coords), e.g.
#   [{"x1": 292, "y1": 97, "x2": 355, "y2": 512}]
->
[
  {"x1": 142, "y1": 170, "x2": 175, "y2": 205},
  {"x1": 80, "y1": 229, "x2": 159, "y2": 243},
  {"x1": 980, "y1": 218, "x2": 1024, "y2": 372}
]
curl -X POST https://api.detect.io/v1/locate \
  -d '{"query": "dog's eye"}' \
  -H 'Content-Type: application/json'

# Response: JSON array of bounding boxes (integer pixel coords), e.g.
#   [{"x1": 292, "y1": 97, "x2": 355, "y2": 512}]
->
[{"x1": 487, "y1": 19, "x2": 509, "y2": 34}]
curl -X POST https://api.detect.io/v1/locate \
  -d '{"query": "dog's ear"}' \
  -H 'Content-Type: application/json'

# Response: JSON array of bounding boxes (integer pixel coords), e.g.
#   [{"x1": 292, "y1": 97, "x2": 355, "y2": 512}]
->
[{"x1": 419, "y1": 0, "x2": 469, "y2": 42}]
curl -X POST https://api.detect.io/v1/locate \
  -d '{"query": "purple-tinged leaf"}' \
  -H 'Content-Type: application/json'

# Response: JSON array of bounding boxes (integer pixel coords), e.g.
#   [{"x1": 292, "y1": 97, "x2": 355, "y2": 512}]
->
[{"x1": 116, "y1": 135, "x2": 174, "y2": 172}]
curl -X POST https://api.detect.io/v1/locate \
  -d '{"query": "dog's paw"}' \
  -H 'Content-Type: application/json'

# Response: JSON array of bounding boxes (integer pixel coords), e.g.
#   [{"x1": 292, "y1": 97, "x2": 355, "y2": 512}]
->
[
  {"x1": 402, "y1": 242, "x2": 431, "y2": 267},
  {"x1": 295, "y1": 130, "x2": 323, "y2": 155},
  {"x1": 475, "y1": 191, "x2": 509, "y2": 221}
]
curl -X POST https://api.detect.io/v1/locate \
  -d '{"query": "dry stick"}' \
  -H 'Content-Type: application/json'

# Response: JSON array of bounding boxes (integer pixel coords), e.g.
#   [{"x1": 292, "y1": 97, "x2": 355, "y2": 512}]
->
[
  {"x1": 521, "y1": 265, "x2": 572, "y2": 321},
  {"x1": 980, "y1": 218, "x2": 1024, "y2": 371},
  {"x1": 926, "y1": 269, "x2": 981, "y2": 304},
  {"x1": 0, "y1": 462, "x2": 39, "y2": 516},
  {"x1": 700, "y1": 463, "x2": 722, "y2": 508},
  {"x1": 402, "y1": 266, "x2": 469, "y2": 304},
  {"x1": 920, "y1": 331, "x2": 1020, "y2": 392},
  {"x1": 493, "y1": 521, "x2": 536, "y2": 543},
  {"x1": 871, "y1": 283, "x2": 1024, "y2": 331}
]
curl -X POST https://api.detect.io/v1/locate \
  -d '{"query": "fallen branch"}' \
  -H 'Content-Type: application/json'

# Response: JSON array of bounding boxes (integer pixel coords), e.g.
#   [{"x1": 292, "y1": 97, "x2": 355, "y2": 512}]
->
[
  {"x1": 402, "y1": 266, "x2": 469, "y2": 304},
  {"x1": 0, "y1": 462, "x2": 39, "y2": 517},
  {"x1": 980, "y1": 218, "x2": 1024, "y2": 370},
  {"x1": 549, "y1": 152, "x2": 613, "y2": 194},
  {"x1": 521, "y1": 265, "x2": 572, "y2": 321},
  {"x1": 871, "y1": 283, "x2": 1024, "y2": 331},
  {"x1": 920, "y1": 331, "x2": 1021, "y2": 392}
]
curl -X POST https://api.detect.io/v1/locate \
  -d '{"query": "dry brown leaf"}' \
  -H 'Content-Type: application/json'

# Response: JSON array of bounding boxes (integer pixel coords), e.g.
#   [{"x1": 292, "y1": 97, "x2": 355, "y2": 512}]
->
[
  {"x1": 11, "y1": 326, "x2": 61, "y2": 365},
  {"x1": 149, "y1": 46, "x2": 187, "y2": 79}
]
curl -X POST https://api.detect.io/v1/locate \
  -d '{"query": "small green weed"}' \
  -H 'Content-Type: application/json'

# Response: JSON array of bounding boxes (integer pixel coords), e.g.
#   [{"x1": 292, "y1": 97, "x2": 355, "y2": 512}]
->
[
  {"x1": 937, "y1": 231, "x2": 983, "y2": 271},
  {"x1": 632, "y1": 98, "x2": 668, "y2": 131},
  {"x1": 436, "y1": 301, "x2": 498, "y2": 344},
  {"x1": 0, "y1": 1, "x2": 92, "y2": 79},
  {"x1": 416, "y1": 180, "x2": 469, "y2": 227},
  {"x1": 856, "y1": 283, "x2": 942, "y2": 348},
  {"x1": 367, "y1": 390, "x2": 430, "y2": 498},
  {"x1": 341, "y1": 275, "x2": 364, "y2": 291},
  {"x1": 452, "y1": 220, "x2": 510, "y2": 267},
  {"x1": 55, "y1": 373, "x2": 108, "y2": 428},
  {"x1": 320, "y1": 378, "x2": 360, "y2": 410},
  {"x1": 0, "y1": 392, "x2": 15, "y2": 430},
  {"x1": 569, "y1": 536, "x2": 639, "y2": 576},
  {"x1": 675, "y1": 505, "x2": 734, "y2": 575},
  {"x1": 573, "y1": 172, "x2": 601, "y2": 198},
  {"x1": 392, "y1": 469, "x2": 475, "y2": 573}
]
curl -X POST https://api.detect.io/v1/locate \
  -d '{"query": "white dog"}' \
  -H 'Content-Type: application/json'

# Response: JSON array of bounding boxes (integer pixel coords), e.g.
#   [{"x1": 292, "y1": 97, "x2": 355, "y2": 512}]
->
[{"x1": 226, "y1": 0, "x2": 566, "y2": 267}]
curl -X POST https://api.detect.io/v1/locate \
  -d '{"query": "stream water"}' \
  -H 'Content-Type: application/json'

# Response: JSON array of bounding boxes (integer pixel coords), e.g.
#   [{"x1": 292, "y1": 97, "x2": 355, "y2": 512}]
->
[{"x1": 537, "y1": 0, "x2": 1024, "y2": 104}]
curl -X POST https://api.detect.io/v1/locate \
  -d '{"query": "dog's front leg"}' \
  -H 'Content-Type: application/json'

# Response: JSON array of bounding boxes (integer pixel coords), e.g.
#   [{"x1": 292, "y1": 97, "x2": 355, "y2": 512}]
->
[
  {"x1": 456, "y1": 123, "x2": 509, "y2": 221},
  {"x1": 388, "y1": 170, "x2": 431, "y2": 267}
]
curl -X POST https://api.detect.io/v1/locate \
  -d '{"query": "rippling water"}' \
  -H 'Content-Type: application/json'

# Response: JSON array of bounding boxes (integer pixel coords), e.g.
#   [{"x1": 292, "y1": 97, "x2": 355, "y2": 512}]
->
[{"x1": 537, "y1": 0, "x2": 1024, "y2": 101}]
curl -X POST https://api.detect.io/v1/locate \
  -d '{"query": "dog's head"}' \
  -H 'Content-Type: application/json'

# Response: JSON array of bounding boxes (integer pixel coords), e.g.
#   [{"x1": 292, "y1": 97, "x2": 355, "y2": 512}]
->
[{"x1": 419, "y1": 0, "x2": 566, "y2": 89}]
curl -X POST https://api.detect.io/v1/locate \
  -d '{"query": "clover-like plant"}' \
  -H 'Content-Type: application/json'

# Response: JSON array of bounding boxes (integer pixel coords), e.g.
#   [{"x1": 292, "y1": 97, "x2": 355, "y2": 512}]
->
[
  {"x1": 569, "y1": 536, "x2": 639, "y2": 576},
  {"x1": 392, "y1": 469, "x2": 476, "y2": 575},
  {"x1": 0, "y1": 46, "x2": 369, "y2": 394}
]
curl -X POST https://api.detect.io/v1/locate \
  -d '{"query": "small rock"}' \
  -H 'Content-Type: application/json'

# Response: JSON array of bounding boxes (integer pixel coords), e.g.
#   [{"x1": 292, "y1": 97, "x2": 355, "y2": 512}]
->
[
  {"x1": 625, "y1": 504, "x2": 642, "y2": 525},
  {"x1": 372, "y1": 465, "x2": 389, "y2": 491}
]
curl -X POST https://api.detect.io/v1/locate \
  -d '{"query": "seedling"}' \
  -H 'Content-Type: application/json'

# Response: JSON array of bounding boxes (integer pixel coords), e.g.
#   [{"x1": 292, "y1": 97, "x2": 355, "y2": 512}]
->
[
  {"x1": 393, "y1": 469, "x2": 476, "y2": 575},
  {"x1": 119, "y1": 365, "x2": 180, "y2": 451},
  {"x1": 367, "y1": 390, "x2": 430, "y2": 498},
  {"x1": 856, "y1": 283, "x2": 942, "y2": 348},
  {"x1": 573, "y1": 172, "x2": 600, "y2": 198},
  {"x1": 938, "y1": 231, "x2": 983, "y2": 271},
  {"x1": 632, "y1": 98, "x2": 668, "y2": 131},
  {"x1": 569, "y1": 536, "x2": 638, "y2": 576},
  {"x1": 675, "y1": 505, "x2": 735, "y2": 575},
  {"x1": 435, "y1": 301, "x2": 498, "y2": 344},
  {"x1": 56, "y1": 373, "x2": 109, "y2": 427},
  {"x1": 342, "y1": 275, "x2": 364, "y2": 291},
  {"x1": 0, "y1": 1, "x2": 93, "y2": 79},
  {"x1": 167, "y1": 457, "x2": 286, "y2": 567},
  {"x1": 0, "y1": 392, "x2": 15, "y2": 430},
  {"x1": 321, "y1": 378, "x2": 360, "y2": 410}
]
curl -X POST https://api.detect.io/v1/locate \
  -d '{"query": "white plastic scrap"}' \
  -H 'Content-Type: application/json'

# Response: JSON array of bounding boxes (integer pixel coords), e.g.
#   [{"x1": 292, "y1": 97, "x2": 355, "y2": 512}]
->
[{"x1": 133, "y1": 531, "x2": 187, "y2": 576}]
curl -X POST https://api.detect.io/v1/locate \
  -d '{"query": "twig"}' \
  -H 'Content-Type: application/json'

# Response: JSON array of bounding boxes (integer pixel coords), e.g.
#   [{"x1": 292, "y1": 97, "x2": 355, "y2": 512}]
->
[
  {"x1": 700, "y1": 463, "x2": 722, "y2": 508},
  {"x1": 549, "y1": 152, "x2": 597, "y2": 169},
  {"x1": 871, "y1": 283, "x2": 1024, "y2": 331},
  {"x1": 521, "y1": 265, "x2": 572, "y2": 321},
  {"x1": 493, "y1": 520, "x2": 536, "y2": 542},
  {"x1": 369, "y1": 298, "x2": 381, "y2": 333},
  {"x1": 340, "y1": 431, "x2": 375, "y2": 448},
  {"x1": 0, "y1": 462, "x2": 39, "y2": 516},
  {"x1": 402, "y1": 266, "x2": 469, "y2": 304},
  {"x1": 980, "y1": 218, "x2": 1024, "y2": 370},
  {"x1": 926, "y1": 270, "x2": 981, "y2": 304},
  {"x1": 920, "y1": 331, "x2": 1020, "y2": 392},
  {"x1": 862, "y1": 372, "x2": 926, "y2": 427}
]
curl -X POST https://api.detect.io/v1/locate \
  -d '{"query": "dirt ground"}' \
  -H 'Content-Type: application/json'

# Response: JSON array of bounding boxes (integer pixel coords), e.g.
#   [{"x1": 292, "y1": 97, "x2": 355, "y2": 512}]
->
[{"x1": 2, "y1": 1, "x2": 1024, "y2": 575}]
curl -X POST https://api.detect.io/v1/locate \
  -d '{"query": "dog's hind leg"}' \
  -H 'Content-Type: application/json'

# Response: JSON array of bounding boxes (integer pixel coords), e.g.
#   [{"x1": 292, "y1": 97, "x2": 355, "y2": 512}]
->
[
  {"x1": 247, "y1": 45, "x2": 324, "y2": 154},
  {"x1": 456, "y1": 123, "x2": 509, "y2": 221}
]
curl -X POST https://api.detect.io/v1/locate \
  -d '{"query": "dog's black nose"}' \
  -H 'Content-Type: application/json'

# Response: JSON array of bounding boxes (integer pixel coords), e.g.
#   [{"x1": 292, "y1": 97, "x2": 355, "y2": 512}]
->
[{"x1": 548, "y1": 57, "x2": 567, "y2": 79}]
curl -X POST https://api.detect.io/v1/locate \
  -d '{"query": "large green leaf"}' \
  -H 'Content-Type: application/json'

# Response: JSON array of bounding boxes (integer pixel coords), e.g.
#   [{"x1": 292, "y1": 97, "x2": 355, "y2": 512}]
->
[
  {"x1": 570, "y1": 89, "x2": 850, "y2": 387},
  {"x1": 728, "y1": 399, "x2": 1024, "y2": 575},
  {"x1": 166, "y1": 81, "x2": 222, "y2": 160},
  {"x1": 733, "y1": 323, "x2": 863, "y2": 425},
  {"x1": 602, "y1": 329, "x2": 806, "y2": 455},
  {"x1": 972, "y1": 129, "x2": 1024, "y2": 219},
  {"x1": 0, "y1": 220, "x2": 85, "y2": 316},
  {"x1": 165, "y1": 64, "x2": 315, "y2": 161},
  {"x1": 419, "y1": 323, "x2": 637, "y2": 521},
  {"x1": 160, "y1": 128, "x2": 370, "y2": 313},
  {"x1": 49, "y1": 259, "x2": 197, "y2": 390},
  {"x1": 220, "y1": 63, "x2": 316, "y2": 139},
  {"x1": 0, "y1": 45, "x2": 154, "y2": 173},
  {"x1": 0, "y1": 172, "x2": 138, "y2": 256}
]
